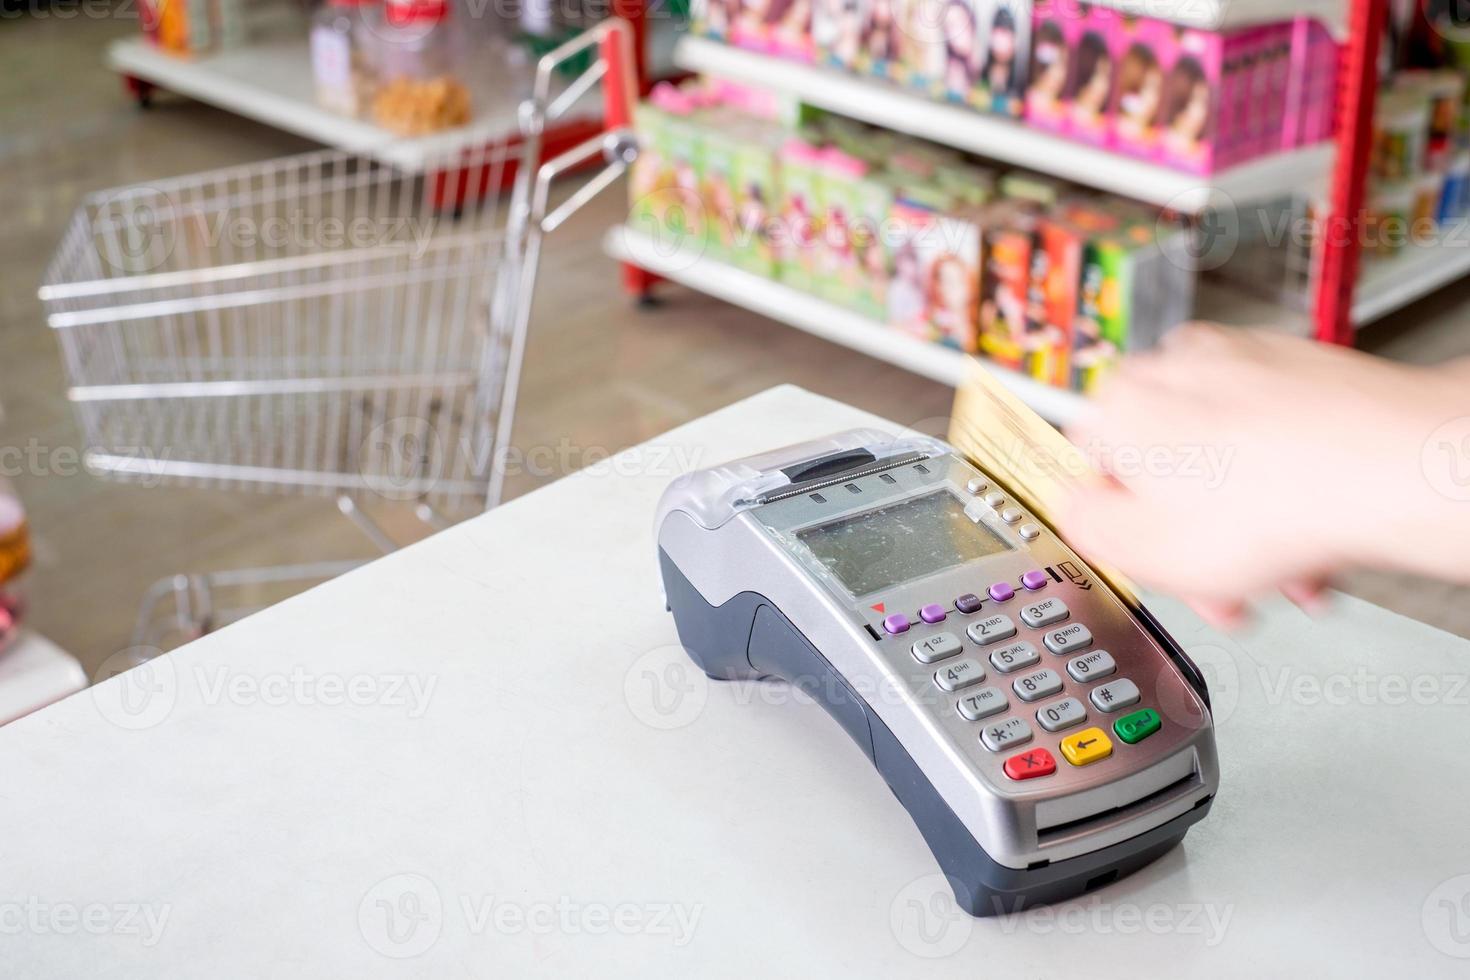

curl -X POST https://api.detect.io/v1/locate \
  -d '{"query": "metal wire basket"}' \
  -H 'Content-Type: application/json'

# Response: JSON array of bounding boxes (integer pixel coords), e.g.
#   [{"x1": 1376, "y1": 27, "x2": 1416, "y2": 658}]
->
[{"x1": 38, "y1": 20, "x2": 641, "y2": 648}]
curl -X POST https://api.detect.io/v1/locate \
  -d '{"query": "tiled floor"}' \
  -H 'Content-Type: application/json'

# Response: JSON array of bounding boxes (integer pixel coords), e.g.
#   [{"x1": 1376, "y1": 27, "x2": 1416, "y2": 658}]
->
[{"x1": 3, "y1": 10, "x2": 1470, "y2": 679}]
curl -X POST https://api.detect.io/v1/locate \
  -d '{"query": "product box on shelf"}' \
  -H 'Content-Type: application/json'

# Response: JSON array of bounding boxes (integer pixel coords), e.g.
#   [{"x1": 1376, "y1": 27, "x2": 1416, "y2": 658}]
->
[
  {"x1": 816, "y1": 150, "x2": 897, "y2": 317},
  {"x1": 858, "y1": 0, "x2": 905, "y2": 77},
  {"x1": 814, "y1": 0, "x2": 868, "y2": 70},
  {"x1": 692, "y1": 0, "x2": 733, "y2": 40},
  {"x1": 1078, "y1": 220, "x2": 1195, "y2": 390},
  {"x1": 893, "y1": 0, "x2": 1029, "y2": 113},
  {"x1": 1066, "y1": 5, "x2": 1120, "y2": 147},
  {"x1": 1110, "y1": 16, "x2": 1175, "y2": 159},
  {"x1": 885, "y1": 190, "x2": 941, "y2": 335},
  {"x1": 628, "y1": 98, "x2": 676, "y2": 243},
  {"x1": 888, "y1": 191, "x2": 985, "y2": 351},
  {"x1": 729, "y1": 0, "x2": 816, "y2": 60},
  {"x1": 1025, "y1": 201, "x2": 1122, "y2": 386},
  {"x1": 698, "y1": 108, "x2": 747, "y2": 264},
  {"x1": 976, "y1": 199, "x2": 1040, "y2": 369},
  {"x1": 1158, "y1": 25, "x2": 1263, "y2": 173},
  {"x1": 1024, "y1": 0, "x2": 1084, "y2": 134},
  {"x1": 729, "y1": 122, "x2": 785, "y2": 277},
  {"x1": 777, "y1": 135, "x2": 828, "y2": 291}
]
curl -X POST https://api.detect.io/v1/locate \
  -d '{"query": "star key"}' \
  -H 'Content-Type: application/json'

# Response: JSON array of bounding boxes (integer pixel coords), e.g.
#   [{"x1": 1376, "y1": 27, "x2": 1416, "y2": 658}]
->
[{"x1": 1003, "y1": 746, "x2": 1056, "y2": 781}]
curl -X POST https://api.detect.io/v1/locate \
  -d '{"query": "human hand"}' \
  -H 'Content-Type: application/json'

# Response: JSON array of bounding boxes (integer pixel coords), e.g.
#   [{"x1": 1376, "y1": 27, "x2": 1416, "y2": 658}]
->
[{"x1": 1056, "y1": 323, "x2": 1470, "y2": 626}]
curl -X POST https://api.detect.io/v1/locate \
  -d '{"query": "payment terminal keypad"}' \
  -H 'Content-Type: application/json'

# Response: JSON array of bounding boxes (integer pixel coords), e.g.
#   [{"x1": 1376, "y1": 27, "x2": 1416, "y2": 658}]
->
[{"x1": 898, "y1": 568, "x2": 1165, "y2": 781}]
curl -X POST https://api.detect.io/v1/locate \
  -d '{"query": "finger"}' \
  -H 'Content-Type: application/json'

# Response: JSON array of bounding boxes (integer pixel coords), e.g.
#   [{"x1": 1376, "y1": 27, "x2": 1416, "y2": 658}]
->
[
  {"x1": 1280, "y1": 578, "x2": 1331, "y2": 615},
  {"x1": 1186, "y1": 596, "x2": 1250, "y2": 631}
]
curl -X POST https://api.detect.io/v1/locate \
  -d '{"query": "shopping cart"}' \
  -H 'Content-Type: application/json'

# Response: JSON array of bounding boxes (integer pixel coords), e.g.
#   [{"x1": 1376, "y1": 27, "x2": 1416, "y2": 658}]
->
[{"x1": 39, "y1": 20, "x2": 641, "y2": 652}]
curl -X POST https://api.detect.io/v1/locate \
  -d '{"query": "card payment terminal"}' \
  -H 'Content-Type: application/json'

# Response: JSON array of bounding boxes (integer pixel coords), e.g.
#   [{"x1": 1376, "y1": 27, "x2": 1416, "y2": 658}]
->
[{"x1": 655, "y1": 430, "x2": 1218, "y2": 915}]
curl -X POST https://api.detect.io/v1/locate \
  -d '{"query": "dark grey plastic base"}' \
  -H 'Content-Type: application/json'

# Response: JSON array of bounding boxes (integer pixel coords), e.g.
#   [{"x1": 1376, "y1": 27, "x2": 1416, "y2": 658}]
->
[{"x1": 659, "y1": 547, "x2": 1213, "y2": 916}]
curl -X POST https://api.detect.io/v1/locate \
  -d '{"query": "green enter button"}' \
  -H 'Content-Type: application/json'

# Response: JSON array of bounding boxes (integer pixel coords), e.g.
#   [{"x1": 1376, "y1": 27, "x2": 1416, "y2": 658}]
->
[{"x1": 1114, "y1": 708, "x2": 1161, "y2": 744}]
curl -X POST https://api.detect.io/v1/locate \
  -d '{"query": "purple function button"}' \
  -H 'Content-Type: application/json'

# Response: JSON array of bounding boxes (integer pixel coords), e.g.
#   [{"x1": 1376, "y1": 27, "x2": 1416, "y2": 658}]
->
[
  {"x1": 882, "y1": 613, "x2": 912, "y2": 635},
  {"x1": 919, "y1": 603, "x2": 947, "y2": 624},
  {"x1": 955, "y1": 593, "x2": 983, "y2": 614},
  {"x1": 988, "y1": 583, "x2": 1016, "y2": 603},
  {"x1": 1021, "y1": 570, "x2": 1048, "y2": 591}
]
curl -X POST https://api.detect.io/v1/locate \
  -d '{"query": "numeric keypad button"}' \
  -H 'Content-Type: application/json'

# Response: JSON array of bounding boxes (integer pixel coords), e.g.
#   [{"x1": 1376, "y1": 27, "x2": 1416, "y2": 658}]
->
[{"x1": 966, "y1": 614, "x2": 1017, "y2": 646}]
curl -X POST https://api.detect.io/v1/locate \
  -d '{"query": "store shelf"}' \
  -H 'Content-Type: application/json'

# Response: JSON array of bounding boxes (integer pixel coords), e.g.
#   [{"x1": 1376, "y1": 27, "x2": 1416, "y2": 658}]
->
[
  {"x1": 107, "y1": 21, "x2": 686, "y2": 170},
  {"x1": 1082, "y1": 0, "x2": 1345, "y2": 36},
  {"x1": 1353, "y1": 238, "x2": 1470, "y2": 325},
  {"x1": 604, "y1": 226, "x2": 1086, "y2": 424},
  {"x1": 676, "y1": 37, "x2": 1333, "y2": 214},
  {"x1": 108, "y1": 36, "x2": 556, "y2": 170}
]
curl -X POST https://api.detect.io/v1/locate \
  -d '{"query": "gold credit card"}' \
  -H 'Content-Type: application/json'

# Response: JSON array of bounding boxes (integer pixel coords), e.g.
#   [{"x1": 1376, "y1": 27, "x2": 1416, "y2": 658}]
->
[{"x1": 947, "y1": 359, "x2": 1140, "y2": 608}]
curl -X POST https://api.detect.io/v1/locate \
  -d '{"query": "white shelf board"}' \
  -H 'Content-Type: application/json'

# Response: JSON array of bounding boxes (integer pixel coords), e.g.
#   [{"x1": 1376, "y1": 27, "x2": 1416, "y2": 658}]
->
[
  {"x1": 1084, "y1": 0, "x2": 1345, "y2": 35},
  {"x1": 676, "y1": 37, "x2": 1333, "y2": 214},
  {"x1": 604, "y1": 226, "x2": 1086, "y2": 425},
  {"x1": 0, "y1": 632, "x2": 88, "y2": 727},
  {"x1": 107, "y1": 36, "x2": 595, "y2": 171},
  {"x1": 1353, "y1": 237, "x2": 1470, "y2": 325}
]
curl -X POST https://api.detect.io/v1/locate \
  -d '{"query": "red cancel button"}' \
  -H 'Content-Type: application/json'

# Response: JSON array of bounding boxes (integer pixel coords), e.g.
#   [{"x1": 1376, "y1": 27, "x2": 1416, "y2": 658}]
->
[{"x1": 1004, "y1": 747, "x2": 1057, "y2": 781}]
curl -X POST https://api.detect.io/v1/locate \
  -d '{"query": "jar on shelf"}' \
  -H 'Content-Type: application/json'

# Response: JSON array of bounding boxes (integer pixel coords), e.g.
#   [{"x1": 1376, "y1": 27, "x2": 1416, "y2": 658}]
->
[
  {"x1": 0, "y1": 483, "x2": 30, "y2": 655},
  {"x1": 310, "y1": 0, "x2": 381, "y2": 118},
  {"x1": 372, "y1": 0, "x2": 472, "y2": 136}
]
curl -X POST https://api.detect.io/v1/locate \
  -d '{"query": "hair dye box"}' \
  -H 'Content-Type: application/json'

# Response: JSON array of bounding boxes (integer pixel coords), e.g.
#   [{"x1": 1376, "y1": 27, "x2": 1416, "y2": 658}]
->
[{"x1": 1024, "y1": 0, "x2": 1086, "y2": 134}]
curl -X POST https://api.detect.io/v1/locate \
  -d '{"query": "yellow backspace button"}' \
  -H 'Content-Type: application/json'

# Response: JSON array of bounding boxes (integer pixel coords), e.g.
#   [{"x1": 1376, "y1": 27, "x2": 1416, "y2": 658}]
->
[{"x1": 1060, "y1": 727, "x2": 1113, "y2": 767}]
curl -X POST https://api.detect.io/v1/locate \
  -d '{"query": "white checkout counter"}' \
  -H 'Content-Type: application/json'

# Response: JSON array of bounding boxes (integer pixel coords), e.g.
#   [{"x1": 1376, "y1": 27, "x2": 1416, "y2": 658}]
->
[{"x1": 1, "y1": 385, "x2": 1468, "y2": 976}]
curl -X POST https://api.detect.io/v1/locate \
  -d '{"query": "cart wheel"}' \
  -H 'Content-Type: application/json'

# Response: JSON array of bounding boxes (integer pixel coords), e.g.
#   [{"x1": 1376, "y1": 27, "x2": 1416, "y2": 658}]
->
[
  {"x1": 635, "y1": 292, "x2": 661, "y2": 310},
  {"x1": 122, "y1": 75, "x2": 156, "y2": 110}
]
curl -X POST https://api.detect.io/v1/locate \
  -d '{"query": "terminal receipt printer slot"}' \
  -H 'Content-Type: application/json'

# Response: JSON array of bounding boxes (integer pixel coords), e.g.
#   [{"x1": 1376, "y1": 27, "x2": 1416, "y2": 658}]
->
[{"x1": 655, "y1": 430, "x2": 1218, "y2": 915}]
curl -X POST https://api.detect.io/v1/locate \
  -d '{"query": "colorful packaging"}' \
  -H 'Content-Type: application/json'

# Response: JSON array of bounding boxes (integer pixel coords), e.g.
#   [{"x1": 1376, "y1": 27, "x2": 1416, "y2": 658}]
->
[
  {"x1": 1000, "y1": 170, "x2": 1066, "y2": 207},
  {"x1": 1078, "y1": 221, "x2": 1195, "y2": 391},
  {"x1": 894, "y1": 0, "x2": 946, "y2": 90},
  {"x1": 729, "y1": 120, "x2": 785, "y2": 277},
  {"x1": 1067, "y1": 6, "x2": 1120, "y2": 147},
  {"x1": 921, "y1": 207, "x2": 985, "y2": 351},
  {"x1": 693, "y1": 0, "x2": 736, "y2": 40},
  {"x1": 814, "y1": 0, "x2": 868, "y2": 70},
  {"x1": 1110, "y1": 17, "x2": 1174, "y2": 159},
  {"x1": 977, "y1": 200, "x2": 1040, "y2": 369},
  {"x1": 697, "y1": 107, "x2": 747, "y2": 264},
  {"x1": 1439, "y1": 150, "x2": 1470, "y2": 225},
  {"x1": 1397, "y1": 70, "x2": 1467, "y2": 173},
  {"x1": 823, "y1": 160, "x2": 897, "y2": 318},
  {"x1": 928, "y1": 0, "x2": 985, "y2": 106},
  {"x1": 628, "y1": 86, "x2": 705, "y2": 251},
  {"x1": 731, "y1": 0, "x2": 815, "y2": 60},
  {"x1": 1372, "y1": 88, "x2": 1430, "y2": 184},
  {"x1": 886, "y1": 192, "x2": 943, "y2": 334},
  {"x1": 1026, "y1": 202, "x2": 1121, "y2": 386},
  {"x1": 813, "y1": 147, "x2": 869, "y2": 305},
  {"x1": 777, "y1": 136, "x2": 827, "y2": 291},
  {"x1": 979, "y1": 0, "x2": 1031, "y2": 115},
  {"x1": 1024, "y1": 0, "x2": 1084, "y2": 133},
  {"x1": 858, "y1": 0, "x2": 905, "y2": 78},
  {"x1": 1158, "y1": 26, "x2": 1269, "y2": 173}
]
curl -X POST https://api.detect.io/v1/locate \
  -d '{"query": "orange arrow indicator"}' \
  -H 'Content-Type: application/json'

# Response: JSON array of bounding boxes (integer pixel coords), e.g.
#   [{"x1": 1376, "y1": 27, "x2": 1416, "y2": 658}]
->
[{"x1": 871, "y1": 602, "x2": 886, "y2": 614}]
